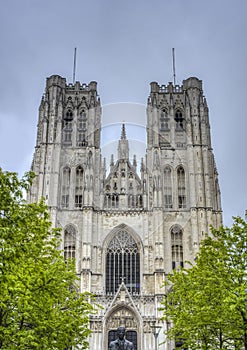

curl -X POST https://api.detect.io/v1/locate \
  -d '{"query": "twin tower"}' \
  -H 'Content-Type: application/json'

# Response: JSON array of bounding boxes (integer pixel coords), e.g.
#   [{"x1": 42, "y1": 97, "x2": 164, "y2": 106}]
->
[{"x1": 29, "y1": 75, "x2": 222, "y2": 350}]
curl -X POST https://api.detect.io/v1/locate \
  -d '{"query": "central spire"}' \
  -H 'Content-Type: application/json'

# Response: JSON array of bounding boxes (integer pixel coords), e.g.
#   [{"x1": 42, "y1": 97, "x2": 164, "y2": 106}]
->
[
  {"x1": 121, "y1": 123, "x2": 126, "y2": 140},
  {"x1": 118, "y1": 123, "x2": 129, "y2": 160}
]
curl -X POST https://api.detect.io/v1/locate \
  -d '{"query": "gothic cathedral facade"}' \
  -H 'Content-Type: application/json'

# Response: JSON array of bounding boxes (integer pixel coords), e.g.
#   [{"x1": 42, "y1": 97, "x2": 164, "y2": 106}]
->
[{"x1": 29, "y1": 75, "x2": 222, "y2": 350}]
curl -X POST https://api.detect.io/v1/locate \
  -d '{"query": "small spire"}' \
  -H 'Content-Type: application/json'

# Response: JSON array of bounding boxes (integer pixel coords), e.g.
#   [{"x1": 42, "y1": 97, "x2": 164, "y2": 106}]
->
[
  {"x1": 110, "y1": 154, "x2": 114, "y2": 166},
  {"x1": 133, "y1": 154, "x2": 137, "y2": 167},
  {"x1": 141, "y1": 157, "x2": 144, "y2": 172},
  {"x1": 121, "y1": 123, "x2": 126, "y2": 140},
  {"x1": 118, "y1": 123, "x2": 129, "y2": 160},
  {"x1": 110, "y1": 154, "x2": 114, "y2": 172}
]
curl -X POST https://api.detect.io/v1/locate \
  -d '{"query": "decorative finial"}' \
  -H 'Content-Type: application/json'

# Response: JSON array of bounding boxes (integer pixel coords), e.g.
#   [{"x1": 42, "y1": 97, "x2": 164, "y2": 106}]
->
[
  {"x1": 133, "y1": 155, "x2": 137, "y2": 167},
  {"x1": 110, "y1": 154, "x2": 114, "y2": 166}
]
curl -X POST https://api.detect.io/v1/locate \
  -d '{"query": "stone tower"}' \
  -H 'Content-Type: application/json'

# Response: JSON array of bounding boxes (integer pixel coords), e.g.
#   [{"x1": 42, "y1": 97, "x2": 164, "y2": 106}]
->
[{"x1": 29, "y1": 75, "x2": 222, "y2": 350}]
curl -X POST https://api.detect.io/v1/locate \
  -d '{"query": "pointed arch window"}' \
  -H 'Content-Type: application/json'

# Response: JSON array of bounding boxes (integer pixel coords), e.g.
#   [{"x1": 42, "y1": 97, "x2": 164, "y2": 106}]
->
[
  {"x1": 75, "y1": 166, "x2": 83, "y2": 208},
  {"x1": 177, "y1": 166, "x2": 186, "y2": 208},
  {"x1": 128, "y1": 194, "x2": 143, "y2": 209},
  {"x1": 175, "y1": 110, "x2": 185, "y2": 131},
  {"x1": 160, "y1": 108, "x2": 170, "y2": 131},
  {"x1": 106, "y1": 229, "x2": 140, "y2": 294},
  {"x1": 64, "y1": 225, "x2": 76, "y2": 261},
  {"x1": 171, "y1": 225, "x2": 183, "y2": 269},
  {"x1": 61, "y1": 166, "x2": 70, "y2": 208},
  {"x1": 164, "y1": 166, "x2": 173, "y2": 208},
  {"x1": 63, "y1": 109, "x2": 73, "y2": 146},
  {"x1": 104, "y1": 194, "x2": 119, "y2": 209},
  {"x1": 77, "y1": 109, "x2": 87, "y2": 147}
]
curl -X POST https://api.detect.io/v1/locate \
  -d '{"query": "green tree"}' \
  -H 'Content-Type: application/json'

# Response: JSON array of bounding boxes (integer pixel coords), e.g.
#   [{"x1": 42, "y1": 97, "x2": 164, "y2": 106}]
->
[
  {"x1": 0, "y1": 169, "x2": 96, "y2": 349},
  {"x1": 161, "y1": 215, "x2": 247, "y2": 350}
]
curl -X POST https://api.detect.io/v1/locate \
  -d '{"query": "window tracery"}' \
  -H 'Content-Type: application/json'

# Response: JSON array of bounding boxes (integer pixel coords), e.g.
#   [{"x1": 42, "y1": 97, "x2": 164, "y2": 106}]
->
[
  {"x1": 62, "y1": 109, "x2": 73, "y2": 146},
  {"x1": 75, "y1": 166, "x2": 83, "y2": 208},
  {"x1": 61, "y1": 166, "x2": 70, "y2": 208},
  {"x1": 164, "y1": 166, "x2": 173, "y2": 208},
  {"x1": 171, "y1": 225, "x2": 183, "y2": 269},
  {"x1": 160, "y1": 108, "x2": 170, "y2": 131},
  {"x1": 77, "y1": 109, "x2": 87, "y2": 147},
  {"x1": 175, "y1": 110, "x2": 185, "y2": 131},
  {"x1": 106, "y1": 230, "x2": 140, "y2": 294},
  {"x1": 104, "y1": 194, "x2": 119, "y2": 208},
  {"x1": 64, "y1": 225, "x2": 76, "y2": 261},
  {"x1": 177, "y1": 166, "x2": 186, "y2": 208}
]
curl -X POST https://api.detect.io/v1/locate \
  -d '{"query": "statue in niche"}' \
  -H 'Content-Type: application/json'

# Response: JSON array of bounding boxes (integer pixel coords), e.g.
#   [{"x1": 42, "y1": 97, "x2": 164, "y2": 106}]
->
[{"x1": 109, "y1": 326, "x2": 134, "y2": 350}]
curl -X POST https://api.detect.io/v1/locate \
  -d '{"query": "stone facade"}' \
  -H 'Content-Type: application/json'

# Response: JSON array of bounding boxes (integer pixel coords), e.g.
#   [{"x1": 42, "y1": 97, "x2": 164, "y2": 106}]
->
[{"x1": 29, "y1": 75, "x2": 222, "y2": 350}]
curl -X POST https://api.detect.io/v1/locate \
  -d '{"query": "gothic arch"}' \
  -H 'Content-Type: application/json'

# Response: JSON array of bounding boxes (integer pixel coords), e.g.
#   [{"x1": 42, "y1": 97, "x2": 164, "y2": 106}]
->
[
  {"x1": 103, "y1": 224, "x2": 143, "y2": 295},
  {"x1": 75, "y1": 165, "x2": 84, "y2": 208},
  {"x1": 78, "y1": 96, "x2": 89, "y2": 109},
  {"x1": 78, "y1": 107, "x2": 87, "y2": 117},
  {"x1": 103, "y1": 224, "x2": 142, "y2": 250},
  {"x1": 170, "y1": 224, "x2": 184, "y2": 269},
  {"x1": 63, "y1": 224, "x2": 77, "y2": 261},
  {"x1": 163, "y1": 165, "x2": 173, "y2": 209},
  {"x1": 103, "y1": 304, "x2": 141, "y2": 350},
  {"x1": 64, "y1": 108, "x2": 74, "y2": 119},
  {"x1": 62, "y1": 108, "x2": 73, "y2": 146},
  {"x1": 77, "y1": 108, "x2": 87, "y2": 147},
  {"x1": 60, "y1": 166, "x2": 71, "y2": 208},
  {"x1": 176, "y1": 165, "x2": 187, "y2": 209},
  {"x1": 174, "y1": 108, "x2": 185, "y2": 131},
  {"x1": 159, "y1": 107, "x2": 170, "y2": 131}
]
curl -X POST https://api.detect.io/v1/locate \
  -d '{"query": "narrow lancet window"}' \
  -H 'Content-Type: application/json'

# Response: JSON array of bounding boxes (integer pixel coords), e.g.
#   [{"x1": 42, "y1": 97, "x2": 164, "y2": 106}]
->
[
  {"x1": 171, "y1": 225, "x2": 183, "y2": 269},
  {"x1": 164, "y1": 166, "x2": 173, "y2": 208},
  {"x1": 77, "y1": 109, "x2": 87, "y2": 147},
  {"x1": 64, "y1": 225, "x2": 76, "y2": 261},
  {"x1": 177, "y1": 166, "x2": 186, "y2": 208},
  {"x1": 160, "y1": 108, "x2": 169, "y2": 131},
  {"x1": 75, "y1": 166, "x2": 83, "y2": 208},
  {"x1": 63, "y1": 109, "x2": 73, "y2": 146},
  {"x1": 61, "y1": 166, "x2": 70, "y2": 208}
]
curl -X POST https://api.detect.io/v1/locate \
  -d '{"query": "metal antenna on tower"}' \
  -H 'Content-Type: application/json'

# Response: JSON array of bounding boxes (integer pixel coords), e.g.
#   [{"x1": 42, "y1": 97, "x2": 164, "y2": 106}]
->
[
  {"x1": 172, "y1": 48, "x2": 176, "y2": 86},
  {"x1": 73, "y1": 47, "x2": 77, "y2": 84}
]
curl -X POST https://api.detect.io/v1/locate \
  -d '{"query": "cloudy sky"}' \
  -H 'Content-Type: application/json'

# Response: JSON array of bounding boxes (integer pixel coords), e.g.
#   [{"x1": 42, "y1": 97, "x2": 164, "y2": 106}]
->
[{"x1": 0, "y1": 0, "x2": 246, "y2": 226}]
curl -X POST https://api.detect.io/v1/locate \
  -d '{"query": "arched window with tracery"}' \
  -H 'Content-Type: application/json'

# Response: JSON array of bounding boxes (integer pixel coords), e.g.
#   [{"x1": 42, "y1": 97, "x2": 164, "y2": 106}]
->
[
  {"x1": 64, "y1": 225, "x2": 76, "y2": 261},
  {"x1": 177, "y1": 166, "x2": 186, "y2": 208},
  {"x1": 61, "y1": 166, "x2": 70, "y2": 208},
  {"x1": 77, "y1": 109, "x2": 87, "y2": 147},
  {"x1": 160, "y1": 108, "x2": 169, "y2": 131},
  {"x1": 171, "y1": 225, "x2": 183, "y2": 269},
  {"x1": 106, "y1": 229, "x2": 140, "y2": 294},
  {"x1": 75, "y1": 166, "x2": 83, "y2": 208},
  {"x1": 63, "y1": 109, "x2": 73, "y2": 146},
  {"x1": 174, "y1": 110, "x2": 185, "y2": 131},
  {"x1": 164, "y1": 166, "x2": 173, "y2": 208}
]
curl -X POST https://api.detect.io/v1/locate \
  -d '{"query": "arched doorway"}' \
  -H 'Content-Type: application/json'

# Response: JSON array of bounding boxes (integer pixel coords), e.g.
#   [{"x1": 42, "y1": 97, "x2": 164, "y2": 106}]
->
[{"x1": 105, "y1": 307, "x2": 139, "y2": 350}]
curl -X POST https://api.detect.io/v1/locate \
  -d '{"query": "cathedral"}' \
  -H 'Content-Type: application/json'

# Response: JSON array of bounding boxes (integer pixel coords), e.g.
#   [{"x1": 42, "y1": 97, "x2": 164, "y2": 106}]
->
[{"x1": 29, "y1": 74, "x2": 222, "y2": 350}]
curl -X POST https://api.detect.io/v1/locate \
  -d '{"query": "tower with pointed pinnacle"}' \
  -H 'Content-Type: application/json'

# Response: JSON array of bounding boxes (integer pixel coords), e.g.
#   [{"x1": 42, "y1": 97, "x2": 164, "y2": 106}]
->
[{"x1": 29, "y1": 75, "x2": 222, "y2": 350}]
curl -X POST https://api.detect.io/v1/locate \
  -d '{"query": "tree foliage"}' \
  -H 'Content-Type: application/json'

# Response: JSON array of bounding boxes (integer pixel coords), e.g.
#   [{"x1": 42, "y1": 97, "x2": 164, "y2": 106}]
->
[
  {"x1": 0, "y1": 169, "x2": 96, "y2": 349},
  {"x1": 161, "y1": 215, "x2": 247, "y2": 350}
]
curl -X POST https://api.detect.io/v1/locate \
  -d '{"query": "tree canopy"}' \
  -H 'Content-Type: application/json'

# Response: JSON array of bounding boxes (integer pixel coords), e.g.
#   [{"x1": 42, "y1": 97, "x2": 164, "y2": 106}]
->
[
  {"x1": 0, "y1": 169, "x2": 96, "y2": 349},
  {"x1": 161, "y1": 215, "x2": 247, "y2": 350}
]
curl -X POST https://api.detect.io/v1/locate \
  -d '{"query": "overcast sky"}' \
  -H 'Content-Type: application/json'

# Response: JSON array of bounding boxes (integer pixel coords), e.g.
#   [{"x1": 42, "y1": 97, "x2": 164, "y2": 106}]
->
[{"x1": 1, "y1": 0, "x2": 246, "y2": 226}]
